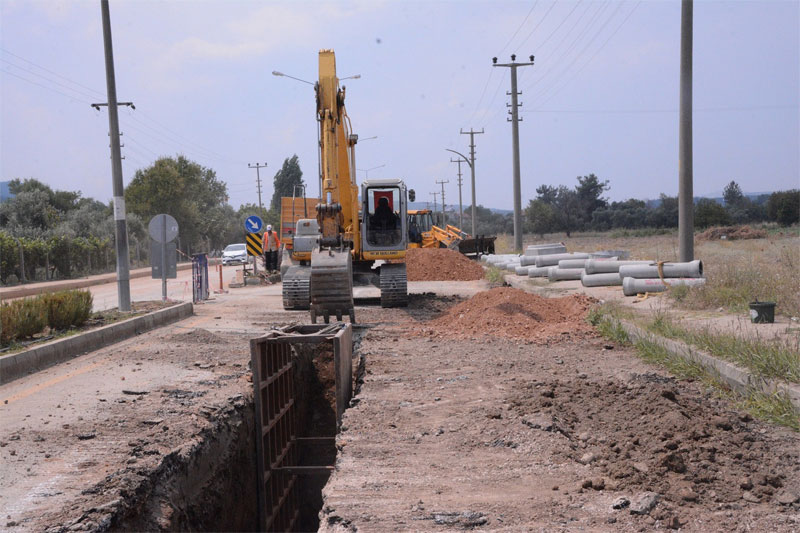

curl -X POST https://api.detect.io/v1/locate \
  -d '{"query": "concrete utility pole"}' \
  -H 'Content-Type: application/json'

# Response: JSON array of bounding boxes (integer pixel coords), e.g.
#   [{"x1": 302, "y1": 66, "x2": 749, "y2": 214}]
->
[
  {"x1": 458, "y1": 128, "x2": 484, "y2": 236},
  {"x1": 430, "y1": 191, "x2": 439, "y2": 224},
  {"x1": 436, "y1": 179, "x2": 449, "y2": 226},
  {"x1": 678, "y1": 0, "x2": 694, "y2": 262},
  {"x1": 450, "y1": 157, "x2": 467, "y2": 228},
  {"x1": 493, "y1": 54, "x2": 534, "y2": 253},
  {"x1": 248, "y1": 162, "x2": 268, "y2": 212},
  {"x1": 99, "y1": 0, "x2": 131, "y2": 312}
]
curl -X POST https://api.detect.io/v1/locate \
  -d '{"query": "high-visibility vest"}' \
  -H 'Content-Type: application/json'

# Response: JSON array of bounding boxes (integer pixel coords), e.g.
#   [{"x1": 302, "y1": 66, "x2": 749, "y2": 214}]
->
[{"x1": 262, "y1": 231, "x2": 281, "y2": 252}]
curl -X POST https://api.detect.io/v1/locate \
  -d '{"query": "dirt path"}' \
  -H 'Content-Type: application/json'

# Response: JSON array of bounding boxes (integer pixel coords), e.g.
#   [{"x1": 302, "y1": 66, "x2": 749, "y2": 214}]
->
[{"x1": 321, "y1": 293, "x2": 800, "y2": 532}]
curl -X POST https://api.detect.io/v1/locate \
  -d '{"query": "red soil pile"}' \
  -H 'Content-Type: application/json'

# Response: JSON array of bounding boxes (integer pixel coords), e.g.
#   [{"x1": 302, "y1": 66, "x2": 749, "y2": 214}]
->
[
  {"x1": 698, "y1": 225, "x2": 767, "y2": 241},
  {"x1": 425, "y1": 287, "x2": 597, "y2": 343},
  {"x1": 405, "y1": 247, "x2": 485, "y2": 281}
]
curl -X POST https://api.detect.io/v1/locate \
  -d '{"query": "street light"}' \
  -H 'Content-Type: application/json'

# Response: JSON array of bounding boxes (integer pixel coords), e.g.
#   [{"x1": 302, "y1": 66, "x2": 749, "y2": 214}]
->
[
  {"x1": 271, "y1": 70, "x2": 314, "y2": 85},
  {"x1": 357, "y1": 164, "x2": 385, "y2": 178},
  {"x1": 359, "y1": 135, "x2": 378, "y2": 142},
  {"x1": 340, "y1": 74, "x2": 361, "y2": 81}
]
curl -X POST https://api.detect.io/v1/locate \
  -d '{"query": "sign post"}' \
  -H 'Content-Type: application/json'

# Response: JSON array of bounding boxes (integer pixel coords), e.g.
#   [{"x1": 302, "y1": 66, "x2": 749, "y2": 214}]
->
[
  {"x1": 244, "y1": 215, "x2": 263, "y2": 276},
  {"x1": 149, "y1": 214, "x2": 179, "y2": 301}
]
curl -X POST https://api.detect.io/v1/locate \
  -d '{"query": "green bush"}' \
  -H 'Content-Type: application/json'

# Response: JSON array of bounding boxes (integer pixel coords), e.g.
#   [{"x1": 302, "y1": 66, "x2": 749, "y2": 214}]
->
[
  {"x1": 43, "y1": 290, "x2": 93, "y2": 330},
  {"x1": 1, "y1": 298, "x2": 48, "y2": 344},
  {"x1": 0, "y1": 289, "x2": 93, "y2": 345}
]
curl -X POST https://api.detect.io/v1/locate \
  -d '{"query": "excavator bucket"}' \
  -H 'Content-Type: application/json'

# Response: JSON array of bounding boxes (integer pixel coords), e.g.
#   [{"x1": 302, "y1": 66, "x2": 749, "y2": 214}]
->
[{"x1": 310, "y1": 249, "x2": 355, "y2": 324}]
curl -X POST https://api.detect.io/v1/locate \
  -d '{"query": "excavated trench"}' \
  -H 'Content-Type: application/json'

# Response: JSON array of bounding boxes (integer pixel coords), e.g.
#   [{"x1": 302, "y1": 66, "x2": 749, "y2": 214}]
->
[{"x1": 108, "y1": 339, "x2": 361, "y2": 532}]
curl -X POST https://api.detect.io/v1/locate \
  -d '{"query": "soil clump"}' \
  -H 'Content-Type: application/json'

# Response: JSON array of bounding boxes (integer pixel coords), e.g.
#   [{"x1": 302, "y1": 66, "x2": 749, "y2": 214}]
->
[
  {"x1": 405, "y1": 248, "x2": 484, "y2": 281},
  {"x1": 426, "y1": 287, "x2": 597, "y2": 343}
]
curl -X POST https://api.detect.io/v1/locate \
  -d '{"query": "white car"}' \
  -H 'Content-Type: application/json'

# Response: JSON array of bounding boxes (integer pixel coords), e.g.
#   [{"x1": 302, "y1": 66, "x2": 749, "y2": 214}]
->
[{"x1": 222, "y1": 243, "x2": 248, "y2": 265}]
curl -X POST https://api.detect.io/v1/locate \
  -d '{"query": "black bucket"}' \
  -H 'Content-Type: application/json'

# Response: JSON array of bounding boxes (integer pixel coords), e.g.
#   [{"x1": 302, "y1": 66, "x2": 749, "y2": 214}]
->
[{"x1": 749, "y1": 301, "x2": 776, "y2": 324}]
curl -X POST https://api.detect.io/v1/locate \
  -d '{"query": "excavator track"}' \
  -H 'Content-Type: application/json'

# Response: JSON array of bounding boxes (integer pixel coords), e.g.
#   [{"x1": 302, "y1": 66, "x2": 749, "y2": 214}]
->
[
  {"x1": 282, "y1": 265, "x2": 311, "y2": 310},
  {"x1": 380, "y1": 263, "x2": 408, "y2": 308},
  {"x1": 310, "y1": 249, "x2": 355, "y2": 324}
]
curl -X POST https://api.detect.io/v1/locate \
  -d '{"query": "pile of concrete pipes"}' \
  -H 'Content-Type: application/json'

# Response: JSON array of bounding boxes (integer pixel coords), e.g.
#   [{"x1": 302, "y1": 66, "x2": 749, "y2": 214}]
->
[
  {"x1": 480, "y1": 248, "x2": 705, "y2": 298},
  {"x1": 620, "y1": 260, "x2": 705, "y2": 296}
]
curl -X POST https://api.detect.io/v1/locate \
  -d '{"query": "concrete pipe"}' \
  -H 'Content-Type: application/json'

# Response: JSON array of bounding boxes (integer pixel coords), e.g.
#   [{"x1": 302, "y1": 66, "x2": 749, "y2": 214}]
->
[
  {"x1": 506, "y1": 262, "x2": 521, "y2": 272},
  {"x1": 622, "y1": 277, "x2": 706, "y2": 296},
  {"x1": 548, "y1": 267, "x2": 584, "y2": 281},
  {"x1": 534, "y1": 252, "x2": 591, "y2": 268},
  {"x1": 591, "y1": 250, "x2": 630, "y2": 260},
  {"x1": 524, "y1": 244, "x2": 567, "y2": 257},
  {"x1": 527, "y1": 266, "x2": 551, "y2": 278},
  {"x1": 581, "y1": 272, "x2": 623, "y2": 287},
  {"x1": 515, "y1": 265, "x2": 531, "y2": 276},
  {"x1": 520, "y1": 255, "x2": 542, "y2": 266},
  {"x1": 557, "y1": 258, "x2": 589, "y2": 269},
  {"x1": 584, "y1": 259, "x2": 652, "y2": 275},
  {"x1": 487, "y1": 254, "x2": 518, "y2": 265},
  {"x1": 619, "y1": 260, "x2": 703, "y2": 280}
]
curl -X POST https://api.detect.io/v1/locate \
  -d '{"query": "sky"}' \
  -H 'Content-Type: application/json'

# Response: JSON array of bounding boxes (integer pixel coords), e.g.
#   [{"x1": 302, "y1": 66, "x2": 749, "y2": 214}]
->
[{"x1": 1, "y1": 0, "x2": 798, "y2": 213}]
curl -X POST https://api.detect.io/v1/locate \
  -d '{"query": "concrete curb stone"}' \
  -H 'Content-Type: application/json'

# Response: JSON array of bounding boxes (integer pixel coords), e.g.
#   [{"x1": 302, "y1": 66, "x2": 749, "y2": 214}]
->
[{"x1": 0, "y1": 302, "x2": 193, "y2": 385}]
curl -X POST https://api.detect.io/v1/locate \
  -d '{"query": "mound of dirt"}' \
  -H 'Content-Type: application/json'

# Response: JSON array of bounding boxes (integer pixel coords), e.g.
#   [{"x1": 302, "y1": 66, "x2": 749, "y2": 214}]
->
[
  {"x1": 425, "y1": 287, "x2": 596, "y2": 343},
  {"x1": 698, "y1": 225, "x2": 767, "y2": 241},
  {"x1": 167, "y1": 328, "x2": 225, "y2": 344},
  {"x1": 405, "y1": 248, "x2": 485, "y2": 281}
]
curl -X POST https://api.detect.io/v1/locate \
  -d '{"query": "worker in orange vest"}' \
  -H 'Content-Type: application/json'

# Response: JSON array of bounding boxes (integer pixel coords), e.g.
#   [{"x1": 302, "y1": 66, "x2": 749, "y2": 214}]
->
[{"x1": 262, "y1": 225, "x2": 281, "y2": 273}]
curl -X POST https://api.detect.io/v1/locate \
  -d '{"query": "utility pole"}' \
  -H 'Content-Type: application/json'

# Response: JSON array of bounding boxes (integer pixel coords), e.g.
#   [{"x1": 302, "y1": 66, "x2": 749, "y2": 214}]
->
[
  {"x1": 430, "y1": 191, "x2": 439, "y2": 225},
  {"x1": 493, "y1": 54, "x2": 534, "y2": 253},
  {"x1": 98, "y1": 0, "x2": 131, "y2": 312},
  {"x1": 459, "y1": 128, "x2": 484, "y2": 237},
  {"x1": 248, "y1": 162, "x2": 268, "y2": 212},
  {"x1": 436, "y1": 179, "x2": 449, "y2": 226},
  {"x1": 678, "y1": 0, "x2": 694, "y2": 262},
  {"x1": 450, "y1": 157, "x2": 466, "y2": 228}
]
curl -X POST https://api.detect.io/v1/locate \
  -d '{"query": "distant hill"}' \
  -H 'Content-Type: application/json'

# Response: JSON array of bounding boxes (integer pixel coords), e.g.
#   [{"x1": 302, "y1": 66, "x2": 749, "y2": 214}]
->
[{"x1": 644, "y1": 191, "x2": 774, "y2": 208}]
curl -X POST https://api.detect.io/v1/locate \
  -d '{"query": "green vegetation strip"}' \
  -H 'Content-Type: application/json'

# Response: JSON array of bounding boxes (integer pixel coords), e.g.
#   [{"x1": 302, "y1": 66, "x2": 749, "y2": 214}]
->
[
  {"x1": 587, "y1": 306, "x2": 800, "y2": 431},
  {"x1": 645, "y1": 312, "x2": 800, "y2": 384}
]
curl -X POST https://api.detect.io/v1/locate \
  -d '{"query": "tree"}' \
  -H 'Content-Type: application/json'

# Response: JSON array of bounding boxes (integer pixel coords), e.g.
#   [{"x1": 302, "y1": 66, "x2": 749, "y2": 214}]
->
[
  {"x1": 575, "y1": 173, "x2": 610, "y2": 224},
  {"x1": 767, "y1": 190, "x2": 800, "y2": 226},
  {"x1": 270, "y1": 155, "x2": 304, "y2": 212},
  {"x1": 524, "y1": 199, "x2": 557, "y2": 237},
  {"x1": 694, "y1": 198, "x2": 730, "y2": 228},
  {"x1": 554, "y1": 186, "x2": 581, "y2": 237},
  {"x1": 125, "y1": 155, "x2": 230, "y2": 253},
  {"x1": 535, "y1": 184, "x2": 559, "y2": 204},
  {"x1": 723, "y1": 180, "x2": 745, "y2": 207}
]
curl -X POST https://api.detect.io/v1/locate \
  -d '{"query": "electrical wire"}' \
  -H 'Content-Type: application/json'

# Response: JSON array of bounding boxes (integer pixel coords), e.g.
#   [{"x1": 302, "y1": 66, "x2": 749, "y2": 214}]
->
[
  {"x1": 1, "y1": 47, "x2": 106, "y2": 98},
  {"x1": 498, "y1": 0, "x2": 540, "y2": 57},
  {"x1": 0, "y1": 68, "x2": 93, "y2": 105},
  {"x1": 514, "y1": 0, "x2": 559, "y2": 52}
]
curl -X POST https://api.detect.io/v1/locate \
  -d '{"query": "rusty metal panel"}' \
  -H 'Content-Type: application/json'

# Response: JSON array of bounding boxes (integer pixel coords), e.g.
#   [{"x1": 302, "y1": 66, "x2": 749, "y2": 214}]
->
[
  {"x1": 251, "y1": 323, "x2": 353, "y2": 531},
  {"x1": 334, "y1": 325, "x2": 353, "y2": 424}
]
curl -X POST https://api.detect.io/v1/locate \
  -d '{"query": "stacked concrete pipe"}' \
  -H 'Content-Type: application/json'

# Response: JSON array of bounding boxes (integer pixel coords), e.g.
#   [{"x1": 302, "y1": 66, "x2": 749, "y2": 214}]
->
[
  {"x1": 584, "y1": 259, "x2": 652, "y2": 275},
  {"x1": 527, "y1": 266, "x2": 552, "y2": 278},
  {"x1": 548, "y1": 267, "x2": 584, "y2": 281},
  {"x1": 623, "y1": 277, "x2": 706, "y2": 296},
  {"x1": 534, "y1": 252, "x2": 590, "y2": 268},
  {"x1": 524, "y1": 243, "x2": 567, "y2": 256},
  {"x1": 619, "y1": 260, "x2": 703, "y2": 279},
  {"x1": 581, "y1": 272, "x2": 623, "y2": 287}
]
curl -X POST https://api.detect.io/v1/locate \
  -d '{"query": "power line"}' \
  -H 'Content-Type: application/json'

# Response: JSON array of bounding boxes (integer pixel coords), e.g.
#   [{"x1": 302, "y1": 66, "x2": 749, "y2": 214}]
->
[
  {"x1": 477, "y1": 69, "x2": 508, "y2": 127},
  {"x1": 0, "y1": 58, "x2": 101, "y2": 101},
  {"x1": 533, "y1": 1, "x2": 641, "y2": 108},
  {"x1": 498, "y1": 0, "x2": 540, "y2": 56},
  {"x1": 535, "y1": 0, "x2": 584, "y2": 52},
  {"x1": 1, "y1": 47, "x2": 106, "y2": 98},
  {"x1": 522, "y1": 104, "x2": 798, "y2": 114},
  {"x1": 0, "y1": 68, "x2": 93, "y2": 104},
  {"x1": 515, "y1": 0, "x2": 559, "y2": 52},
  {"x1": 527, "y1": 0, "x2": 629, "y2": 105}
]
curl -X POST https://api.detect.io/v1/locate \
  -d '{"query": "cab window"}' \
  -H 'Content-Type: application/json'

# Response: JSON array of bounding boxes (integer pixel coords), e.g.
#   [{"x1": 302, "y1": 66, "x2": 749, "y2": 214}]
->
[{"x1": 365, "y1": 188, "x2": 401, "y2": 246}]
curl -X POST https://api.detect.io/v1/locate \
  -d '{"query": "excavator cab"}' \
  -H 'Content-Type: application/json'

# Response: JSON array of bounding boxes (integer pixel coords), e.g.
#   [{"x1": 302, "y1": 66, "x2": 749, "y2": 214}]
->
[{"x1": 361, "y1": 179, "x2": 407, "y2": 251}]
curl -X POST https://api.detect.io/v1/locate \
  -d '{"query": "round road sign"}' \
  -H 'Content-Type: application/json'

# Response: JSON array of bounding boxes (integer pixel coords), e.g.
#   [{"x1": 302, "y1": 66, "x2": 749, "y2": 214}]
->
[
  {"x1": 245, "y1": 215, "x2": 263, "y2": 233},
  {"x1": 148, "y1": 214, "x2": 179, "y2": 243}
]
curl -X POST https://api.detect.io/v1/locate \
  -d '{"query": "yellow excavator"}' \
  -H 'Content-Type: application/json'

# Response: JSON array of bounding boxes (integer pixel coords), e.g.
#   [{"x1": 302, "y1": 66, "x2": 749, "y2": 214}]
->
[{"x1": 281, "y1": 50, "x2": 409, "y2": 323}]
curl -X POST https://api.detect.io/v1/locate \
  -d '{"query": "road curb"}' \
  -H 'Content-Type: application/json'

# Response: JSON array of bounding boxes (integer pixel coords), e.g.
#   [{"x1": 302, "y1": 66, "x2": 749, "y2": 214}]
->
[
  {"x1": 0, "y1": 302, "x2": 193, "y2": 386},
  {"x1": 499, "y1": 270, "x2": 800, "y2": 411},
  {"x1": 618, "y1": 320, "x2": 800, "y2": 411}
]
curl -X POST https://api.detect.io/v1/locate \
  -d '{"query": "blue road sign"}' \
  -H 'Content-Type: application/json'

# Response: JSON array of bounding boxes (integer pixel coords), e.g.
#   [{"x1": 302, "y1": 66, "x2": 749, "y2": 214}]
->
[{"x1": 245, "y1": 215, "x2": 263, "y2": 233}]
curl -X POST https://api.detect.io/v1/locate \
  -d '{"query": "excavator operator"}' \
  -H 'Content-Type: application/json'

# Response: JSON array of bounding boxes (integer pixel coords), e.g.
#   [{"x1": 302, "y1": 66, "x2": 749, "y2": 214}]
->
[{"x1": 372, "y1": 196, "x2": 396, "y2": 230}]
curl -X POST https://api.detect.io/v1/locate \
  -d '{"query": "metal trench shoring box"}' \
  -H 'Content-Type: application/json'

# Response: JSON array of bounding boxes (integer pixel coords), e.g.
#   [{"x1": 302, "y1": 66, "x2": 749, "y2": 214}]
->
[{"x1": 249, "y1": 322, "x2": 353, "y2": 532}]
